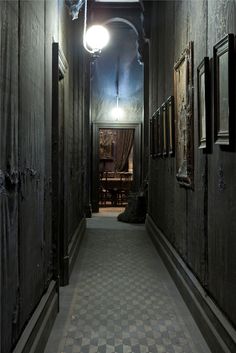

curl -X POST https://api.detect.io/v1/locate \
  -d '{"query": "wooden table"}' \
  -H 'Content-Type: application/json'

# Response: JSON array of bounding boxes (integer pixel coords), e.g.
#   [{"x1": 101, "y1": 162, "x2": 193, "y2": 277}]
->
[{"x1": 100, "y1": 177, "x2": 133, "y2": 206}]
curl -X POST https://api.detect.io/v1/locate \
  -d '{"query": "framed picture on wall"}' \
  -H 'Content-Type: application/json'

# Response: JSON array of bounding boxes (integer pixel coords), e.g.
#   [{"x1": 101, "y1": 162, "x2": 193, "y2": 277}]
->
[
  {"x1": 174, "y1": 42, "x2": 194, "y2": 188},
  {"x1": 150, "y1": 118, "x2": 154, "y2": 157},
  {"x1": 214, "y1": 34, "x2": 234, "y2": 146},
  {"x1": 156, "y1": 108, "x2": 162, "y2": 157},
  {"x1": 161, "y1": 103, "x2": 167, "y2": 156},
  {"x1": 152, "y1": 111, "x2": 158, "y2": 157},
  {"x1": 197, "y1": 57, "x2": 210, "y2": 149},
  {"x1": 99, "y1": 129, "x2": 114, "y2": 159},
  {"x1": 166, "y1": 96, "x2": 175, "y2": 156}
]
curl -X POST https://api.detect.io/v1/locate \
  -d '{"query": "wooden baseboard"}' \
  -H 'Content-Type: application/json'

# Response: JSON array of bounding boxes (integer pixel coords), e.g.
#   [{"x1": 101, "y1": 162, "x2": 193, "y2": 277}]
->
[
  {"x1": 12, "y1": 280, "x2": 58, "y2": 353},
  {"x1": 68, "y1": 217, "x2": 86, "y2": 276},
  {"x1": 146, "y1": 214, "x2": 236, "y2": 353}
]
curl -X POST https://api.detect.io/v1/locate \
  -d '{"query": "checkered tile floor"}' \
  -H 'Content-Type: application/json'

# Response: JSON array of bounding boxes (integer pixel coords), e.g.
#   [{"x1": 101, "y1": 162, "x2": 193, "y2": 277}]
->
[{"x1": 44, "y1": 212, "x2": 211, "y2": 353}]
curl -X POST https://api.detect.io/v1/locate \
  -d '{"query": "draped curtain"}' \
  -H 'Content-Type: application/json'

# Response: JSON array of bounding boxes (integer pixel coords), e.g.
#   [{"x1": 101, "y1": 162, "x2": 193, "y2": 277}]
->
[{"x1": 115, "y1": 129, "x2": 134, "y2": 172}]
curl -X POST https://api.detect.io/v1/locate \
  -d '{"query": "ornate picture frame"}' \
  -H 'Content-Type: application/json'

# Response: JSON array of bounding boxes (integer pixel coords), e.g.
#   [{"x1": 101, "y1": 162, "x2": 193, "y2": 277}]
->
[
  {"x1": 174, "y1": 42, "x2": 194, "y2": 188},
  {"x1": 213, "y1": 34, "x2": 234, "y2": 146},
  {"x1": 166, "y1": 96, "x2": 175, "y2": 156},
  {"x1": 197, "y1": 57, "x2": 210, "y2": 149}
]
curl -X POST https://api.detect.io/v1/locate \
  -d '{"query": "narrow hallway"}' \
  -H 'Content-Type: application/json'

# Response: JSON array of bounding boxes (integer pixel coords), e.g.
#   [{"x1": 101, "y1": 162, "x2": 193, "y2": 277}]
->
[{"x1": 44, "y1": 210, "x2": 210, "y2": 353}]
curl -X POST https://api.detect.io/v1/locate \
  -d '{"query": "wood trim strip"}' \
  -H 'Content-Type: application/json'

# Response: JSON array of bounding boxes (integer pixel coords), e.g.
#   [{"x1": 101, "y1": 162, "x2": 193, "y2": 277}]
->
[
  {"x1": 145, "y1": 214, "x2": 236, "y2": 353},
  {"x1": 12, "y1": 281, "x2": 58, "y2": 353},
  {"x1": 68, "y1": 217, "x2": 86, "y2": 276}
]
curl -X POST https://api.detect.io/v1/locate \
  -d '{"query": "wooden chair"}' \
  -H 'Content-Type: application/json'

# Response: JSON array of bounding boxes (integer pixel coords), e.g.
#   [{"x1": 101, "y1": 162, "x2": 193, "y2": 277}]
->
[
  {"x1": 99, "y1": 171, "x2": 115, "y2": 206},
  {"x1": 117, "y1": 172, "x2": 132, "y2": 206}
]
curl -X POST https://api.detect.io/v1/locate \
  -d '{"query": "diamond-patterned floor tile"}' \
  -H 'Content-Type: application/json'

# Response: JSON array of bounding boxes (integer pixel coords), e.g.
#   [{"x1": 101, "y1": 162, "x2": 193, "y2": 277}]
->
[{"x1": 44, "y1": 213, "x2": 211, "y2": 353}]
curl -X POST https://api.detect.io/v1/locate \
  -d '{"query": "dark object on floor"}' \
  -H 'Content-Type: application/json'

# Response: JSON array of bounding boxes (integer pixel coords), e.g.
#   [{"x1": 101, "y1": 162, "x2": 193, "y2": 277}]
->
[{"x1": 117, "y1": 192, "x2": 146, "y2": 223}]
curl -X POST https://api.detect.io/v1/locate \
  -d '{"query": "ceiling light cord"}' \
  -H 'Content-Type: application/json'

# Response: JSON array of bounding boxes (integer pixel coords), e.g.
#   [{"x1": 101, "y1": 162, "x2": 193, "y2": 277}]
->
[
  {"x1": 83, "y1": 0, "x2": 95, "y2": 54},
  {"x1": 116, "y1": 56, "x2": 120, "y2": 109}
]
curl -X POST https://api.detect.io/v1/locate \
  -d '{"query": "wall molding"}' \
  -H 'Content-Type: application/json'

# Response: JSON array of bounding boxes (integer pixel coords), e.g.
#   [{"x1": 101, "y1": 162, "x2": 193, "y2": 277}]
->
[
  {"x1": 12, "y1": 280, "x2": 58, "y2": 353},
  {"x1": 58, "y1": 45, "x2": 68, "y2": 79},
  {"x1": 12, "y1": 217, "x2": 86, "y2": 353},
  {"x1": 68, "y1": 217, "x2": 86, "y2": 276},
  {"x1": 146, "y1": 214, "x2": 236, "y2": 353}
]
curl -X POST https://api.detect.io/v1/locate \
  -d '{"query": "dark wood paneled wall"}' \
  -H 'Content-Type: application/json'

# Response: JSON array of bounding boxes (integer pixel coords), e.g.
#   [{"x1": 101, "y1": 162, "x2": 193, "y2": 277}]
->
[
  {"x1": 148, "y1": 0, "x2": 236, "y2": 328},
  {"x1": 0, "y1": 1, "x2": 87, "y2": 352},
  {"x1": 0, "y1": 1, "x2": 20, "y2": 351}
]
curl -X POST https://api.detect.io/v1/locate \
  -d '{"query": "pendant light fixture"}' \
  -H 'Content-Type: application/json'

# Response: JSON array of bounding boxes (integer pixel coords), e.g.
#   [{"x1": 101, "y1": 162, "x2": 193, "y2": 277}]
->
[
  {"x1": 83, "y1": 0, "x2": 110, "y2": 54},
  {"x1": 111, "y1": 56, "x2": 125, "y2": 120}
]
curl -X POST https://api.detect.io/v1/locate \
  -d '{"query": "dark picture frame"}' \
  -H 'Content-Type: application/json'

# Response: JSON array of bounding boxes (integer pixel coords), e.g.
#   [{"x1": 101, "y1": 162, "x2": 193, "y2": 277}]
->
[
  {"x1": 174, "y1": 42, "x2": 194, "y2": 188},
  {"x1": 197, "y1": 57, "x2": 210, "y2": 149},
  {"x1": 156, "y1": 107, "x2": 162, "y2": 157},
  {"x1": 214, "y1": 33, "x2": 235, "y2": 146},
  {"x1": 161, "y1": 103, "x2": 167, "y2": 156},
  {"x1": 149, "y1": 118, "x2": 154, "y2": 157},
  {"x1": 153, "y1": 110, "x2": 158, "y2": 157},
  {"x1": 166, "y1": 96, "x2": 175, "y2": 156}
]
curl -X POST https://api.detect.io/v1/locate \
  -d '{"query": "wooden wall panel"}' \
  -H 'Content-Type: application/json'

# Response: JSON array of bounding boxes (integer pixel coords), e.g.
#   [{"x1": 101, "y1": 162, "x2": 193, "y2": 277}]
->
[
  {"x1": 207, "y1": 0, "x2": 236, "y2": 325},
  {"x1": 148, "y1": 0, "x2": 236, "y2": 327},
  {"x1": 1, "y1": 0, "x2": 87, "y2": 351},
  {"x1": 59, "y1": 5, "x2": 85, "y2": 246},
  {"x1": 0, "y1": 2, "x2": 19, "y2": 352},
  {"x1": 74, "y1": 17, "x2": 86, "y2": 226},
  {"x1": 19, "y1": 0, "x2": 46, "y2": 330},
  {"x1": 186, "y1": 0, "x2": 208, "y2": 284},
  {"x1": 44, "y1": 0, "x2": 58, "y2": 288},
  {"x1": 172, "y1": 0, "x2": 189, "y2": 263}
]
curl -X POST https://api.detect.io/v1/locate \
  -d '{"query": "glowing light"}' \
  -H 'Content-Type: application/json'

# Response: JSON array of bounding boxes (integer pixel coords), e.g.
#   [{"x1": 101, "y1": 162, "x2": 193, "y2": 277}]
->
[
  {"x1": 111, "y1": 107, "x2": 125, "y2": 120},
  {"x1": 85, "y1": 25, "x2": 110, "y2": 51}
]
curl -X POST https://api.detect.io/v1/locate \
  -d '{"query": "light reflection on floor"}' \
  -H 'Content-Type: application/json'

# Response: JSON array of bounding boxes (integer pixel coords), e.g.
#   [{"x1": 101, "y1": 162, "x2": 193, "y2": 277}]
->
[{"x1": 97, "y1": 207, "x2": 125, "y2": 217}]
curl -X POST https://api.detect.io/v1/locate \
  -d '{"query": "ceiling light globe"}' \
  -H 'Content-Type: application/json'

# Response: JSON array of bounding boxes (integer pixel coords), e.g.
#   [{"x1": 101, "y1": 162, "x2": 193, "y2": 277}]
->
[
  {"x1": 111, "y1": 107, "x2": 125, "y2": 120},
  {"x1": 85, "y1": 25, "x2": 110, "y2": 51}
]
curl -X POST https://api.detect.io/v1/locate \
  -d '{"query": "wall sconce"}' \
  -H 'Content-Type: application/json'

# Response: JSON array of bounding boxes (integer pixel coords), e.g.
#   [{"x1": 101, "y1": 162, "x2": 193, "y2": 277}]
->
[{"x1": 83, "y1": 0, "x2": 110, "y2": 54}]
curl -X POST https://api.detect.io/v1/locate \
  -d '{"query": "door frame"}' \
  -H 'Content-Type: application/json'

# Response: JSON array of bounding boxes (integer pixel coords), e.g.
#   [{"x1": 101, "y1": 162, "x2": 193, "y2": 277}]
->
[
  {"x1": 52, "y1": 42, "x2": 69, "y2": 286},
  {"x1": 91, "y1": 122, "x2": 142, "y2": 212}
]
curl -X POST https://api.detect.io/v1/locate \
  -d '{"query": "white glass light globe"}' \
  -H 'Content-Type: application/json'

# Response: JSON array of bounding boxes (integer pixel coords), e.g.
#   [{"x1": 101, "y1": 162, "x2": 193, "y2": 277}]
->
[
  {"x1": 111, "y1": 107, "x2": 125, "y2": 120},
  {"x1": 85, "y1": 25, "x2": 110, "y2": 51}
]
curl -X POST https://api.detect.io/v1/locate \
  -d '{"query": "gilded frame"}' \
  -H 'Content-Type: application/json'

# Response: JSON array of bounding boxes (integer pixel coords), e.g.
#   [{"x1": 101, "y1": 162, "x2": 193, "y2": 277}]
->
[{"x1": 174, "y1": 42, "x2": 194, "y2": 188}]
